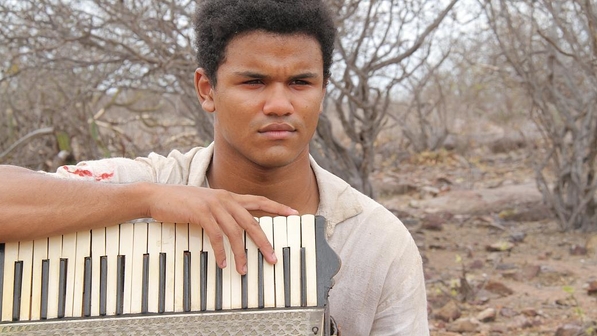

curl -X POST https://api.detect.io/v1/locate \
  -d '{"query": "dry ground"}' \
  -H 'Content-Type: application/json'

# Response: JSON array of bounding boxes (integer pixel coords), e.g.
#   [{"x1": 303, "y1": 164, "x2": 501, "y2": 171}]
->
[{"x1": 375, "y1": 144, "x2": 597, "y2": 336}]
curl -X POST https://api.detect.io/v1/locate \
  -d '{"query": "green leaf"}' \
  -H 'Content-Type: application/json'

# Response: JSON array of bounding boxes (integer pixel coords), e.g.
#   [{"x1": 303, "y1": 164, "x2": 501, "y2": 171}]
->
[{"x1": 562, "y1": 286, "x2": 575, "y2": 294}]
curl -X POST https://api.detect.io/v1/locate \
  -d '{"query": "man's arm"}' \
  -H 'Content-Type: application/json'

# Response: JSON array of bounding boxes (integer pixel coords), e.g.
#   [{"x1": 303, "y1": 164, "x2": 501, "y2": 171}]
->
[
  {"x1": 371, "y1": 234, "x2": 429, "y2": 335},
  {"x1": 0, "y1": 165, "x2": 298, "y2": 274}
]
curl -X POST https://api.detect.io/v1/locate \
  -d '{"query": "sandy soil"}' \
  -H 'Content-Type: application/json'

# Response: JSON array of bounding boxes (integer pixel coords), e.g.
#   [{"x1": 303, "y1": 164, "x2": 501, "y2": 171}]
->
[{"x1": 376, "y1": 148, "x2": 597, "y2": 335}]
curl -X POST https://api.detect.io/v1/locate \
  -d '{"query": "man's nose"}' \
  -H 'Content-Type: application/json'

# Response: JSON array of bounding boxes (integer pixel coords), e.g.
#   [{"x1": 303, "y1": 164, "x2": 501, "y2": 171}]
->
[{"x1": 262, "y1": 83, "x2": 293, "y2": 116}]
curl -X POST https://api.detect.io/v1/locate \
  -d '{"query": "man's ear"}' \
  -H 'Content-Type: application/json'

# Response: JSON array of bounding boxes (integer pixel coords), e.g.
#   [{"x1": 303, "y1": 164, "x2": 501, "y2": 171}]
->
[
  {"x1": 194, "y1": 68, "x2": 215, "y2": 113},
  {"x1": 319, "y1": 87, "x2": 327, "y2": 115}
]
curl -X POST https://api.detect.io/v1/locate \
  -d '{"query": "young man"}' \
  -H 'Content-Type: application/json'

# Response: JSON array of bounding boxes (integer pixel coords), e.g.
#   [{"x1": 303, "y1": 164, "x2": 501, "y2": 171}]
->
[{"x1": 0, "y1": 0, "x2": 428, "y2": 334}]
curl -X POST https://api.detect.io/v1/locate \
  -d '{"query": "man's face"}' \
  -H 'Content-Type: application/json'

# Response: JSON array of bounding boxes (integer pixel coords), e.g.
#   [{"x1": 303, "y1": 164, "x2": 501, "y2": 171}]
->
[{"x1": 196, "y1": 31, "x2": 326, "y2": 169}]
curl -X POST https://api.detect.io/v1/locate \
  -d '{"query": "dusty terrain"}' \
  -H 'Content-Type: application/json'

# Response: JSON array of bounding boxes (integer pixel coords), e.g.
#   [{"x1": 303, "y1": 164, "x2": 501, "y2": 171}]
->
[{"x1": 375, "y1": 145, "x2": 597, "y2": 336}]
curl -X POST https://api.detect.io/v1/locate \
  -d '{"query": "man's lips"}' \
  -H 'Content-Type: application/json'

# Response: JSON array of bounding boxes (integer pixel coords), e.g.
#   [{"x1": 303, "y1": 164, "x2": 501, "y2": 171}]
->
[
  {"x1": 258, "y1": 123, "x2": 296, "y2": 133},
  {"x1": 257, "y1": 123, "x2": 296, "y2": 140}
]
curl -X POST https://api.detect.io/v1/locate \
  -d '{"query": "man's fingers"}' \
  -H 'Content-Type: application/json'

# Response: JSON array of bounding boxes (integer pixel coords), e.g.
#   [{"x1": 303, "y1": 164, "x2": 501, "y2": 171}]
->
[
  {"x1": 203, "y1": 225, "x2": 228, "y2": 269},
  {"x1": 234, "y1": 194, "x2": 299, "y2": 216},
  {"x1": 179, "y1": 189, "x2": 291, "y2": 273},
  {"x1": 231, "y1": 209, "x2": 277, "y2": 265},
  {"x1": 209, "y1": 205, "x2": 254, "y2": 275}
]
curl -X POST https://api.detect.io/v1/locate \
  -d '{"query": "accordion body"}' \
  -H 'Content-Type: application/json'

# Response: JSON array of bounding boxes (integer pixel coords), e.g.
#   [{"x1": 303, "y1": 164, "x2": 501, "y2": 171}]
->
[{"x1": 0, "y1": 215, "x2": 340, "y2": 335}]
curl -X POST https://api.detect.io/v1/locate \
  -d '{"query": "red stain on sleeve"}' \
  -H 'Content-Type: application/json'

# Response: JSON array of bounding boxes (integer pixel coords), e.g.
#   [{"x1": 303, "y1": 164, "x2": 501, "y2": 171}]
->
[
  {"x1": 62, "y1": 166, "x2": 93, "y2": 178},
  {"x1": 62, "y1": 166, "x2": 114, "y2": 181},
  {"x1": 95, "y1": 172, "x2": 115, "y2": 181}
]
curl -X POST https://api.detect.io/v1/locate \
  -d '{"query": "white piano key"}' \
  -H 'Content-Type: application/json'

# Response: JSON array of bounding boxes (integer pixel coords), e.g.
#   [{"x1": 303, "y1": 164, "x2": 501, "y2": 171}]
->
[
  {"x1": 1, "y1": 242, "x2": 18, "y2": 322},
  {"x1": 61, "y1": 232, "x2": 77, "y2": 317},
  {"x1": 72, "y1": 231, "x2": 90, "y2": 317},
  {"x1": 119, "y1": 223, "x2": 134, "y2": 315},
  {"x1": 161, "y1": 223, "x2": 175, "y2": 313},
  {"x1": 174, "y1": 223, "x2": 188, "y2": 312},
  {"x1": 246, "y1": 222, "x2": 259, "y2": 309},
  {"x1": 105, "y1": 225, "x2": 119, "y2": 316},
  {"x1": 46, "y1": 235, "x2": 62, "y2": 319},
  {"x1": 273, "y1": 216, "x2": 288, "y2": 308},
  {"x1": 202, "y1": 230, "x2": 216, "y2": 311},
  {"x1": 229, "y1": 232, "x2": 244, "y2": 309},
  {"x1": 259, "y1": 217, "x2": 275, "y2": 308},
  {"x1": 18, "y1": 240, "x2": 34, "y2": 321},
  {"x1": 188, "y1": 225, "x2": 202, "y2": 312},
  {"x1": 130, "y1": 222, "x2": 147, "y2": 314},
  {"x1": 147, "y1": 222, "x2": 162, "y2": 313},
  {"x1": 301, "y1": 215, "x2": 318, "y2": 306},
  {"x1": 221, "y1": 236, "x2": 232, "y2": 310},
  {"x1": 90, "y1": 228, "x2": 105, "y2": 316},
  {"x1": 287, "y1": 215, "x2": 302, "y2": 307},
  {"x1": 30, "y1": 238, "x2": 48, "y2": 320}
]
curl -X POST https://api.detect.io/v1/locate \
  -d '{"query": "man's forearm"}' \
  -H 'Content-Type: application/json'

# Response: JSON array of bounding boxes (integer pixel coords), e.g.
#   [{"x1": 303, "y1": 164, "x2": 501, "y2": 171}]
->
[
  {"x1": 0, "y1": 165, "x2": 150, "y2": 242},
  {"x1": 0, "y1": 165, "x2": 299, "y2": 274}
]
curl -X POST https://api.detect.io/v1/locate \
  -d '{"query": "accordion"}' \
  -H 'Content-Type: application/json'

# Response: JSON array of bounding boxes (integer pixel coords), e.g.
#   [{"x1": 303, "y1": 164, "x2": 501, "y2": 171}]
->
[{"x1": 0, "y1": 215, "x2": 340, "y2": 335}]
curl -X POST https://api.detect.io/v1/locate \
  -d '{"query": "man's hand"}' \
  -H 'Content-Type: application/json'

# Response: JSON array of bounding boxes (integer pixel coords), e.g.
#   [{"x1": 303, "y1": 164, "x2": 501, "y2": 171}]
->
[{"x1": 144, "y1": 183, "x2": 299, "y2": 275}]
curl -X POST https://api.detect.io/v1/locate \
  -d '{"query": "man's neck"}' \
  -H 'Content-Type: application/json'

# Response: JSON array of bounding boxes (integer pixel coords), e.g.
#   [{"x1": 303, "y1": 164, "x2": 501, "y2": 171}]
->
[{"x1": 206, "y1": 148, "x2": 319, "y2": 216}]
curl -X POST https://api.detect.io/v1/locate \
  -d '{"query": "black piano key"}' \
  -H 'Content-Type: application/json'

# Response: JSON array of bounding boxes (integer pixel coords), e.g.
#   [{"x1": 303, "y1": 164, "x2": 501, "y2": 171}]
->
[
  {"x1": 83, "y1": 257, "x2": 92, "y2": 317},
  {"x1": 12, "y1": 261, "x2": 23, "y2": 321},
  {"x1": 158, "y1": 252, "x2": 166, "y2": 314},
  {"x1": 40, "y1": 259, "x2": 49, "y2": 319},
  {"x1": 257, "y1": 251, "x2": 264, "y2": 309},
  {"x1": 142, "y1": 253, "x2": 149, "y2": 314},
  {"x1": 99, "y1": 256, "x2": 107, "y2": 316},
  {"x1": 200, "y1": 251, "x2": 207, "y2": 311},
  {"x1": 215, "y1": 265, "x2": 222, "y2": 311},
  {"x1": 283, "y1": 247, "x2": 290, "y2": 308},
  {"x1": 241, "y1": 249, "x2": 248, "y2": 309},
  {"x1": 241, "y1": 273, "x2": 248, "y2": 309},
  {"x1": 183, "y1": 251, "x2": 191, "y2": 312},
  {"x1": 301, "y1": 247, "x2": 307, "y2": 307},
  {"x1": 58, "y1": 258, "x2": 68, "y2": 318},
  {"x1": 0, "y1": 244, "x2": 5, "y2": 319},
  {"x1": 116, "y1": 255, "x2": 125, "y2": 315}
]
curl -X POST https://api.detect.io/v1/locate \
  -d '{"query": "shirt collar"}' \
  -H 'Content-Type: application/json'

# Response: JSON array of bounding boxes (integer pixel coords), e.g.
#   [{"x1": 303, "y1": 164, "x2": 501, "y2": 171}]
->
[
  {"x1": 310, "y1": 156, "x2": 362, "y2": 238},
  {"x1": 190, "y1": 143, "x2": 363, "y2": 237}
]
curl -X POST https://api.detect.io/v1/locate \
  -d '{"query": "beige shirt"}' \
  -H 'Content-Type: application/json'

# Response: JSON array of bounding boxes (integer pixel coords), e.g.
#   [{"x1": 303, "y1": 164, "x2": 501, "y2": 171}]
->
[{"x1": 52, "y1": 144, "x2": 429, "y2": 335}]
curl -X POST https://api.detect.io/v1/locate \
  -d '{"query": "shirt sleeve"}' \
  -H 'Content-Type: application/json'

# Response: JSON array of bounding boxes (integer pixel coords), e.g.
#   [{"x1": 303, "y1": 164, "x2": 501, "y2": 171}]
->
[
  {"x1": 50, "y1": 157, "x2": 155, "y2": 183},
  {"x1": 370, "y1": 232, "x2": 429, "y2": 335},
  {"x1": 48, "y1": 147, "x2": 203, "y2": 185}
]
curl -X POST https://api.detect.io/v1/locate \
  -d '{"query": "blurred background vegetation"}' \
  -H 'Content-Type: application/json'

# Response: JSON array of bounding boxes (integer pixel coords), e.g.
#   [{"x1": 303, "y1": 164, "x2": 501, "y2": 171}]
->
[{"x1": 1, "y1": 0, "x2": 595, "y2": 231}]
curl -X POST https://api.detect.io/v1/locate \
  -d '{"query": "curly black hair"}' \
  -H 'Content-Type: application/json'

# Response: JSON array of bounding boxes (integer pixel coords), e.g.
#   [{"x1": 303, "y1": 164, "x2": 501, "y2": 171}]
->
[{"x1": 194, "y1": 0, "x2": 336, "y2": 85}]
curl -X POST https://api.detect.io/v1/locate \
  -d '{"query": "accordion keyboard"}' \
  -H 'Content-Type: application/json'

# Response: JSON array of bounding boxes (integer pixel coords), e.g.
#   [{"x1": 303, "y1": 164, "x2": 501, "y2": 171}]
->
[{"x1": 0, "y1": 215, "x2": 340, "y2": 335}]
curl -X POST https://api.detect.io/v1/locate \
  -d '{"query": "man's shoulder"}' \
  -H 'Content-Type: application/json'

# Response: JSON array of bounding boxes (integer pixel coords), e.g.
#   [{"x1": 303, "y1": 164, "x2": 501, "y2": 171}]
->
[
  {"x1": 350, "y1": 190, "x2": 407, "y2": 232},
  {"x1": 139, "y1": 145, "x2": 213, "y2": 185},
  {"x1": 311, "y1": 159, "x2": 407, "y2": 237},
  {"x1": 49, "y1": 145, "x2": 213, "y2": 185}
]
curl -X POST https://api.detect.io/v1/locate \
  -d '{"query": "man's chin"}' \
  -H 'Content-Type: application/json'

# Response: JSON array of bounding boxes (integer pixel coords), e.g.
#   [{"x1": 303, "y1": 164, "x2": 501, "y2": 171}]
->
[{"x1": 248, "y1": 148, "x2": 306, "y2": 169}]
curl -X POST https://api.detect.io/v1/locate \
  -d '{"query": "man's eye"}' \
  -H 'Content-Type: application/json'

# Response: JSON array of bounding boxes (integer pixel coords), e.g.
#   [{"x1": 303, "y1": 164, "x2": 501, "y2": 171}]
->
[
  {"x1": 291, "y1": 80, "x2": 309, "y2": 85},
  {"x1": 244, "y1": 79, "x2": 263, "y2": 85}
]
